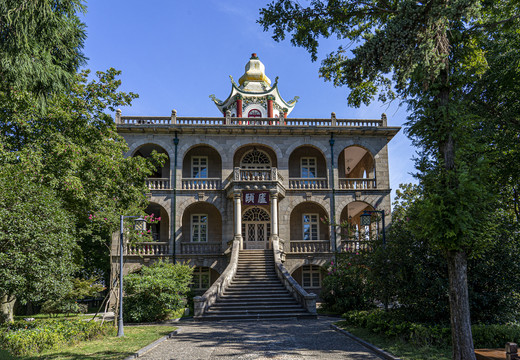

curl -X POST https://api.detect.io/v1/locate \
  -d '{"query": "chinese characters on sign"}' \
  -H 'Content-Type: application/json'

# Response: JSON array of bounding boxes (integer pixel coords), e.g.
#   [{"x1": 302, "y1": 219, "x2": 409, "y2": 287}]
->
[{"x1": 243, "y1": 191, "x2": 270, "y2": 205}]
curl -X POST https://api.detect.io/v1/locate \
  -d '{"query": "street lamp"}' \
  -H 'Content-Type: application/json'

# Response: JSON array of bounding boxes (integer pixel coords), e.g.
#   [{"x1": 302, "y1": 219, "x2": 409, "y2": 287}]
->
[
  {"x1": 118, "y1": 215, "x2": 146, "y2": 337},
  {"x1": 360, "y1": 210, "x2": 386, "y2": 246}
]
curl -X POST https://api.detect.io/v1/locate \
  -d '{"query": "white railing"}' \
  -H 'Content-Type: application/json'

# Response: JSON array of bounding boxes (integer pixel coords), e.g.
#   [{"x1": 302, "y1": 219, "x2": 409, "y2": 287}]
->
[
  {"x1": 118, "y1": 115, "x2": 384, "y2": 128},
  {"x1": 126, "y1": 242, "x2": 169, "y2": 256},
  {"x1": 289, "y1": 178, "x2": 328, "y2": 190},
  {"x1": 181, "y1": 178, "x2": 221, "y2": 190},
  {"x1": 181, "y1": 242, "x2": 221, "y2": 254},
  {"x1": 272, "y1": 238, "x2": 317, "y2": 315},
  {"x1": 234, "y1": 167, "x2": 283, "y2": 182},
  {"x1": 289, "y1": 240, "x2": 331, "y2": 253},
  {"x1": 338, "y1": 178, "x2": 377, "y2": 189},
  {"x1": 339, "y1": 240, "x2": 373, "y2": 252},
  {"x1": 146, "y1": 178, "x2": 170, "y2": 190}
]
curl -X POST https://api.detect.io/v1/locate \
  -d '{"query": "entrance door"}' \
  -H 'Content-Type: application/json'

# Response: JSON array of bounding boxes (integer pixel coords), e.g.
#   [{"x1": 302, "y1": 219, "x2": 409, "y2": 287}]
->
[{"x1": 242, "y1": 207, "x2": 270, "y2": 250}]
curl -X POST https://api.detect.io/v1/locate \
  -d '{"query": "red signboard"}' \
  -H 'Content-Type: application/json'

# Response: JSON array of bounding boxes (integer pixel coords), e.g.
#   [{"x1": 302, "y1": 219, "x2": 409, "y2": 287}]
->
[{"x1": 242, "y1": 191, "x2": 270, "y2": 205}]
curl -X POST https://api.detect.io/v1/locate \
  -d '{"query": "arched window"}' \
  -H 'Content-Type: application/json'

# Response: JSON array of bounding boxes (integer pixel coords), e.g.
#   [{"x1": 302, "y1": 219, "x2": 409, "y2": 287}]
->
[{"x1": 248, "y1": 109, "x2": 262, "y2": 118}]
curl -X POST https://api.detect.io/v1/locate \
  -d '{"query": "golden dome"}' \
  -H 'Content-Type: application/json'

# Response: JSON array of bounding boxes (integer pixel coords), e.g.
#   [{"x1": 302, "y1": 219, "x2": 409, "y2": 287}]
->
[{"x1": 238, "y1": 53, "x2": 271, "y2": 88}]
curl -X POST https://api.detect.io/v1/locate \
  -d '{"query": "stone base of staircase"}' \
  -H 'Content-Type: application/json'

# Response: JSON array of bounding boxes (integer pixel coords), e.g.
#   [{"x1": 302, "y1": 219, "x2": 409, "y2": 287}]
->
[{"x1": 198, "y1": 250, "x2": 317, "y2": 321}]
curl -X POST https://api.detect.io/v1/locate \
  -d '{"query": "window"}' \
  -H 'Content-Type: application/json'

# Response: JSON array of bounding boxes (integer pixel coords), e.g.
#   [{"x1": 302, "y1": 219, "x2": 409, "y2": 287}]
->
[
  {"x1": 191, "y1": 214, "x2": 207, "y2": 242},
  {"x1": 302, "y1": 265, "x2": 321, "y2": 288},
  {"x1": 192, "y1": 156, "x2": 208, "y2": 178},
  {"x1": 248, "y1": 109, "x2": 262, "y2": 118},
  {"x1": 303, "y1": 214, "x2": 319, "y2": 241},
  {"x1": 192, "y1": 266, "x2": 210, "y2": 290},
  {"x1": 301, "y1": 157, "x2": 317, "y2": 178}
]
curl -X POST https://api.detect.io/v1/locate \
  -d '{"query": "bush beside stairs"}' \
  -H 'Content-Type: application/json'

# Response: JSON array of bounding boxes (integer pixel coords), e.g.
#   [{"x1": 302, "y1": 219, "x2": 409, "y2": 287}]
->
[{"x1": 199, "y1": 249, "x2": 316, "y2": 320}]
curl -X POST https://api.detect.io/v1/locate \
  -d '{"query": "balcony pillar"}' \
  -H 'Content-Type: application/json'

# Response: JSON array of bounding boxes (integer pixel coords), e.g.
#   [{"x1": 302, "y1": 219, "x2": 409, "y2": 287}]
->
[
  {"x1": 270, "y1": 191, "x2": 279, "y2": 244},
  {"x1": 233, "y1": 191, "x2": 243, "y2": 249}
]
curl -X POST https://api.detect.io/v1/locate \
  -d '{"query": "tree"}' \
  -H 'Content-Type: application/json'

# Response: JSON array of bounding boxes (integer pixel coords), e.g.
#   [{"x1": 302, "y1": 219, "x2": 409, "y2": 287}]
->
[
  {"x1": 0, "y1": 0, "x2": 87, "y2": 103},
  {"x1": 259, "y1": 2, "x2": 519, "y2": 358},
  {"x1": 0, "y1": 152, "x2": 78, "y2": 322}
]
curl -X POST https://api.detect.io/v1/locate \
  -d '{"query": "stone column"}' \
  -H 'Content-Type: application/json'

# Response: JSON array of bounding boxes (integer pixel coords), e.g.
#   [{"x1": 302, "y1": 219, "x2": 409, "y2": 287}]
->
[
  {"x1": 233, "y1": 191, "x2": 243, "y2": 249},
  {"x1": 270, "y1": 191, "x2": 279, "y2": 241}
]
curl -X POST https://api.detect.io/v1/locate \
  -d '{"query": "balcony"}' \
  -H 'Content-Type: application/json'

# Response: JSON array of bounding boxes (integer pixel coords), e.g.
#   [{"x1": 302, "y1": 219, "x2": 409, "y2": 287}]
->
[
  {"x1": 289, "y1": 240, "x2": 331, "y2": 253},
  {"x1": 146, "y1": 178, "x2": 170, "y2": 190},
  {"x1": 338, "y1": 178, "x2": 377, "y2": 190},
  {"x1": 182, "y1": 178, "x2": 221, "y2": 190},
  {"x1": 181, "y1": 242, "x2": 221, "y2": 255},
  {"x1": 126, "y1": 242, "x2": 169, "y2": 256},
  {"x1": 288, "y1": 178, "x2": 328, "y2": 190},
  {"x1": 234, "y1": 167, "x2": 283, "y2": 182}
]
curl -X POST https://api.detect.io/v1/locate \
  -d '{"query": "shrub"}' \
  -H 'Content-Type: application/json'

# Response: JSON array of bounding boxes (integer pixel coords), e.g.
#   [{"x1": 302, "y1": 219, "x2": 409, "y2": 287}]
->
[
  {"x1": 0, "y1": 319, "x2": 114, "y2": 356},
  {"x1": 123, "y1": 260, "x2": 193, "y2": 323},
  {"x1": 41, "y1": 278, "x2": 104, "y2": 317}
]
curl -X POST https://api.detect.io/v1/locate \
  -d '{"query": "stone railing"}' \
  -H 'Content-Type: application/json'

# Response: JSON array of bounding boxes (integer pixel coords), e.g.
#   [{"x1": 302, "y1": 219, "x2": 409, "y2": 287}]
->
[
  {"x1": 289, "y1": 240, "x2": 331, "y2": 253},
  {"x1": 339, "y1": 240, "x2": 373, "y2": 252},
  {"x1": 234, "y1": 167, "x2": 283, "y2": 182},
  {"x1": 288, "y1": 178, "x2": 328, "y2": 190},
  {"x1": 194, "y1": 239, "x2": 240, "y2": 318},
  {"x1": 118, "y1": 114, "x2": 384, "y2": 128},
  {"x1": 126, "y1": 242, "x2": 169, "y2": 256},
  {"x1": 146, "y1": 178, "x2": 170, "y2": 190},
  {"x1": 272, "y1": 238, "x2": 317, "y2": 315},
  {"x1": 181, "y1": 242, "x2": 221, "y2": 255},
  {"x1": 338, "y1": 178, "x2": 377, "y2": 190},
  {"x1": 181, "y1": 178, "x2": 221, "y2": 190}
]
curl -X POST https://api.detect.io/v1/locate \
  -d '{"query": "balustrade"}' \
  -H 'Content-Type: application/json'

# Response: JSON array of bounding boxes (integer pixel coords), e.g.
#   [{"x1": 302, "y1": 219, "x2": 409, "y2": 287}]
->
[
  {"x1": 288, "y1": 178, "x2": 328, "y2": 190},
  {"x1": 339, "y1": 240, "x2": 372, "y2": 252},
  {"x1": 126, "y1": 242, "x2": 169, "y2": 256},
  {"x1": 289, "y1": 240, "x2": 331, "y2": 253},
  {"x1": 233, "y1": 167, "x2": 283, "y2": 182},
  {"x1": 181, "y1": 242, "x2": 221, "y2": 254},
  {"x1": 338, "y1": 178, "x2": 377, "y2": 190},
  {"x1": 181, "y1": 178, "x2": 221, "y2": 190},
  {"x1": 146, "y1": 178, "x2": 170, "y2": 190}
]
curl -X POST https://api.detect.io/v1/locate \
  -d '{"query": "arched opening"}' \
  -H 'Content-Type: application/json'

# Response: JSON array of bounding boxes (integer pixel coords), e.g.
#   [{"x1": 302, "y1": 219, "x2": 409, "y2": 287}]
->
[
  {"x1": 181, "y1": 202, "x2": 222, "y2": 254},
  {"x1": 338, "y1": 146, "x2": 376, "y2": 189},
  {"x1": 289, "y1": 202, "x2": 330, "y2": 253},
  {"x1": 133, "y1": 144, "x2": 170, "y2": 190},
  {"x1": 233, "y1": 145, "x2": 277, "y2": 181},
  {"x1": 288, "y1": 145, "x2": 328, "y2": 189},
  {"x1": 182, "y1": 145, "x2": 222, "y2": 190},
  {"x1": 339, "y1": 201, "x2": 376, "y2": 252},
  {"x1": 291, "y1": 264, "x2": 327, "y2": 297},
  {"x1": 248, "y1": 109, "x2": 262, "y2": 118},
  {"x1": 144, "y1": 202, "x2": 169, "y2": 242},
  {"x1": 242, "y1": 206, "x2": 270, "y2": 250}
]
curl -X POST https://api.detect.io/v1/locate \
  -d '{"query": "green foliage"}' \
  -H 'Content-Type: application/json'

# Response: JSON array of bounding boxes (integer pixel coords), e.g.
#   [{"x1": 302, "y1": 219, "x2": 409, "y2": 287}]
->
[
  {"x1": 0, "y1": 0, "x2": 87, "y2": 103},
  {"x1": 41, "y1": 278, "x2": 104, "y2": 316},
  {"x1": 321, "y1": 253, "x2": 374, "y2": 313},
  {"x1": 0, "y1": 155, "x2": 78, "y2": 307},
  {"x1": 343, "y1": 310, "x2": 520, "y2": 349},
  {"x1": 123, "y1": 261, "x2": 193, "y2": 323},
  {"x1": 0, "y1": 318, "x2": 114, "y2": 356}
]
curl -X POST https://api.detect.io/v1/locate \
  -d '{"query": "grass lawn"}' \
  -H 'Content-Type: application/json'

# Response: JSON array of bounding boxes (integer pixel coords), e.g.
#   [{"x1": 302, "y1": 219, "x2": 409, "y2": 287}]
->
[
  {"x1": 0, "y1": 325, "x2": 176, "y2": 360},
  {"x1": 336, "y1": 321, "x2": 452, "y2": 360}
]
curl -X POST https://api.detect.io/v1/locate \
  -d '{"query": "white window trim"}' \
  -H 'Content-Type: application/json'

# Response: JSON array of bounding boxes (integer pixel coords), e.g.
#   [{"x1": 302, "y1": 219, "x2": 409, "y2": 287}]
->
[
  {"x1": 191, "y1": 214, "x2": 208, "y2": 242},
  {"x1": 301, "y1": 157, "x2": 317, "y2": 178},
  {"x1": 191, "y1": 156, "x2": 208, "y2": 178},
  {"x1": 302, "y1": 265, "x2": 321, "y2": 288},
  {"x1": 302, "y1": 213, "x2": 319, "y2": 241}
]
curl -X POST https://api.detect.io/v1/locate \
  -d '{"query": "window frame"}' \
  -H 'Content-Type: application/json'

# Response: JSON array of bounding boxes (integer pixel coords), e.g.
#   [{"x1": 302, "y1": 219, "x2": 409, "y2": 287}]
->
[
  {"x1": 301, "y1": 157, "x2": 317, "y2": 178},
  {"x1": 192, "y1": 266, "x2": 210, "y2": 290},
  {"x1": 191, "y1": 156, "x2": 208, "y2": 178},
  {"x1": 302, "y1": 265, "x2": 321, "y2": 288},
  {"x1": 248, "y1": 109, "x2": 262, "y2": 118},
  {"x1": 191, "y1": 214, "x2": 208, "y2": 242},
  {"x1": 302, "y1": 213, "x2": 319, "y2": 241}
]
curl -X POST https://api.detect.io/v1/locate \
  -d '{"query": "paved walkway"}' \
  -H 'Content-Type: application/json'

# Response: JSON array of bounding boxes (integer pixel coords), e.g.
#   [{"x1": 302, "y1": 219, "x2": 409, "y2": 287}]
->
[{"x1": 139, "y1": 317, "x2": 383, "y2": 360}]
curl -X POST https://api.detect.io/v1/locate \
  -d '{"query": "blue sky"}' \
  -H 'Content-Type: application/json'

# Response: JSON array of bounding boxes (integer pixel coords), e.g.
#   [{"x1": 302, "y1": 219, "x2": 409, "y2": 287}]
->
[{"x1": 79, "y1": 0, "x2": 417, "y2": 202}]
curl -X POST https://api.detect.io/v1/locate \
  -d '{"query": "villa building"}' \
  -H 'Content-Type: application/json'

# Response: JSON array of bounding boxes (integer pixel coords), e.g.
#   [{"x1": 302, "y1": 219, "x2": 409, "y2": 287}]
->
[{"x1": 111, "y1": 54, "x2": 400, "y2": 319}]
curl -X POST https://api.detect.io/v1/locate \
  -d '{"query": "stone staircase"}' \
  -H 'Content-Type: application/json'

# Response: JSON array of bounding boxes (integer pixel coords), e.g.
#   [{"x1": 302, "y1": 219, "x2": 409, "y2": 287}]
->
[{"x1": 200, "y1": 249, "x2": 316, "y2": 320}]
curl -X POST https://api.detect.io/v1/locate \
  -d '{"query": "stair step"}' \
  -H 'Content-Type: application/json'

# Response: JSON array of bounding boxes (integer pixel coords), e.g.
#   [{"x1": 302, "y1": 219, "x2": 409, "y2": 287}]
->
[
  {"x1": 206, "y1": 308, "x2": 307, "y2": 316},
  {"x1": 210, "y1": 304, "x2": 302, "y2": 310}
]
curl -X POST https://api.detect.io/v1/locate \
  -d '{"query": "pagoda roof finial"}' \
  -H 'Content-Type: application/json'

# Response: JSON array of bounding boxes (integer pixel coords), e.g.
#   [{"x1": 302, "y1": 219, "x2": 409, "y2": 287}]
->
[{"x1": 238, "y1": 53, "x2": 271, "y2": 90}]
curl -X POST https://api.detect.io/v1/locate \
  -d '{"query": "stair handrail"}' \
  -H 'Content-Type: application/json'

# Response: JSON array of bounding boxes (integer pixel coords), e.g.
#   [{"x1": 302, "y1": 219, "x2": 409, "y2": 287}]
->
[
  {"x1": 193, "y1": 238, "x2": 240, "y2": 318},
  {"x1": 271, "y1": 237, "x2": 317, "y2": 314}
]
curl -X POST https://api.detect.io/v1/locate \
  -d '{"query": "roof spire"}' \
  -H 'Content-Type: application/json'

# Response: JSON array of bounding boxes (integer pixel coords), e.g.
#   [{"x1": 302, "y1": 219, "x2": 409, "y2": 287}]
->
[{"x1": 238, "y1": 53, "x2": 271, "y2": 91}]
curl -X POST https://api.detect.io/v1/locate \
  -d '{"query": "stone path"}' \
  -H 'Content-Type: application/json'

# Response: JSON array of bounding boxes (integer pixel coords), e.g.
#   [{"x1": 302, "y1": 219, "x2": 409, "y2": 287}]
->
[{"x1": 139, "y1": 317, "x2": 383, "y2": 360}]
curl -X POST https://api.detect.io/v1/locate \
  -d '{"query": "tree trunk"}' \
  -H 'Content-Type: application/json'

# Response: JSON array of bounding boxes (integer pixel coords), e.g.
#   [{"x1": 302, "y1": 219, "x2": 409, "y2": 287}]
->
[
  {"x1": 446, "y1": 250, "x2": 476, "y2": 360},
  {"x1": 1, "y1": 295, "x2": 16, "y2": 324}
]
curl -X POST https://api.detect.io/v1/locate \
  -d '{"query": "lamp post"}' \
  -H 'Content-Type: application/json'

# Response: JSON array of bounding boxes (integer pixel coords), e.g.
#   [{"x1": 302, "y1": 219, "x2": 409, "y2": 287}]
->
[
  {"x1": 360, "y1": 210, "x2": 386, "y2": 246},
  {"x1": 118, "y1": 215, "x2": 146, "y2": 337}
]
